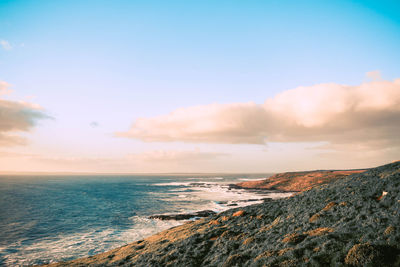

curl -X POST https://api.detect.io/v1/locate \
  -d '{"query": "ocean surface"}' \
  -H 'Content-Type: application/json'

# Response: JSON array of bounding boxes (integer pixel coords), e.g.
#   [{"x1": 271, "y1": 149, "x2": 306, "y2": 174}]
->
[{"x1": 0, "y1": 174, "x2": 292, "y2": 266}]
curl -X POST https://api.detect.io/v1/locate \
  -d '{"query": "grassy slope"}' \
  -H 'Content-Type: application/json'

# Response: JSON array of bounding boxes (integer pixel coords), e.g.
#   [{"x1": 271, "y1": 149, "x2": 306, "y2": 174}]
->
[{"x1": 236, "y1": 170, "x2": 366, "y2": 192}]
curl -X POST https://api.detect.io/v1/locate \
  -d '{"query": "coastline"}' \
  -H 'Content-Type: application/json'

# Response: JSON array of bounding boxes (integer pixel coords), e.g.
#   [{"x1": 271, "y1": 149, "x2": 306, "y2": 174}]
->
[
  {"x1": 1, "y1": 174, "x2": 293, "y2": 266},
  {"x1": 40, "y1": 161, "x2": 400, "y2": 266}
]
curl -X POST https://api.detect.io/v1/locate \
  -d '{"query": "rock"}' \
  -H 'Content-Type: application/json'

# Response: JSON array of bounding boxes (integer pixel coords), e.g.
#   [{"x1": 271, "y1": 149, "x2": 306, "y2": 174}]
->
[
  {"x1": 377, "y1": 191, "x2": 388, "y2": 201},
  {"x1": 149, "y1": 210, "x2": 216, "y2": 220}
]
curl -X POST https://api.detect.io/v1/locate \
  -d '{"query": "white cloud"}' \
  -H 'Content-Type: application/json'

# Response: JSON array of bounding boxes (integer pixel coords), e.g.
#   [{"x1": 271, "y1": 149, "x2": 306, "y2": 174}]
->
[
  {"x1": 0, "y1": 40, "x2": 12, "y2": 50},
  {"x1": 118, "y1": 74, "x2": 400, "y2": 152}
]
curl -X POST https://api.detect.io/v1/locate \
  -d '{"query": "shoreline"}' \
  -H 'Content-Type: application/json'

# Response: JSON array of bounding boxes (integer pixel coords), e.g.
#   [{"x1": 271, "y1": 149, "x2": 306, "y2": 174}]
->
[
  {"x1": 38, "y1": 164, "x2": 399, "y2": 266},
  {"x1": 2, "y1": 175, "x2": 294, "y2": 266},
  {"x1": 41, "y1": 161, "x2": 400, "y2": 266}
]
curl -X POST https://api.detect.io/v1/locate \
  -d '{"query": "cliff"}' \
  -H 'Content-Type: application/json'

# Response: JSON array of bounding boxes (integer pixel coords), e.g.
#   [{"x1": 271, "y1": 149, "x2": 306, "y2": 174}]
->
[{"x1": 43, "y1": 162, "x2": 400, "y2": 266}]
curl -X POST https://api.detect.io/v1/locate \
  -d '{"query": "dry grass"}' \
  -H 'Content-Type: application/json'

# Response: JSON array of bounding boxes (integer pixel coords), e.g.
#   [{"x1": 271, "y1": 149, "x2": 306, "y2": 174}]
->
[
  {"x1": 322, "y1": 201, "x2": 337, "y2": 211},
  {"x1": 309, "y1": 213, "x2": 321, "y2": 223},
  {"x1": 305, "y1": 227, "x2": 334, "y2": 236},
  {"x1": 233, "y1": 210, "x2": 246, "y2": 217}
]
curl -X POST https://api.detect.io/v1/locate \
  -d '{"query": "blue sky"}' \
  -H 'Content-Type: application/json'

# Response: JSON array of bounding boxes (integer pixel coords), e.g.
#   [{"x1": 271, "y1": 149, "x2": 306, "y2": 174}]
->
[{"x1": 0, "y1": 0, "x2": 399, "y2": 173}]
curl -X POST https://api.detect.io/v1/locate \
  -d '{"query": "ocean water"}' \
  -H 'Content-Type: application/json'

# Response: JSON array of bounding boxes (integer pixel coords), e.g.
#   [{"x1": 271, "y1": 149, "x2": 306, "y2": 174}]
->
[{"x1": 0, "y1": 174, "x2": 291, "y2": 266}]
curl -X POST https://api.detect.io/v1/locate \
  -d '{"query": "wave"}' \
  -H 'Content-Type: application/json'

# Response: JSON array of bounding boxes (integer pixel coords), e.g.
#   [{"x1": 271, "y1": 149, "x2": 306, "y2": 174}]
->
[
  {"x1": 0, "y1": 176, "x2": 291, "y2": 266},
  {"x1": 0, "y1": 217, "x2": 182, "y2": 266},
  {"x1": 238, "y1": 177, "x2": 268, "y2": 181},
  {"x1": 152, "y1": 181, "x2": 194, "y2": 186},
  {"x1": 158, "y1": 181, "x2": 293, "y2": 214}
]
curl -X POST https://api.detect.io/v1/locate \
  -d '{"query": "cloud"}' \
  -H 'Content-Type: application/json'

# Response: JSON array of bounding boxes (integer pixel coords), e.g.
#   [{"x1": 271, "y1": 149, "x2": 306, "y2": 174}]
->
[
  {"x1": 0, "y1": 40, "x2": 12, "y2": 50},
  {"x1": 117, "y1": 103, "x2": 270, "y2": 144},
  {"x1": 118, "y1": 74, "x2": 400, "y2": 151},
  {"x1": 90, "y1": 121, "x2": 99, "y2": 128},
  {"x1": 366, "y1": 70, "x2": 382, "y2": 81},
  {"x1": 0, "y1": 81, "x2": 48, "y2": 146},
  {"x1": 0, "y1": 81, "x2": 12, "y2": 95},
  {"x1": 129, "y1": 149, "x2": 227, "y2": 162},
  {"x1": 4, "y1": 149, "x2": 227, "y2": 173}
]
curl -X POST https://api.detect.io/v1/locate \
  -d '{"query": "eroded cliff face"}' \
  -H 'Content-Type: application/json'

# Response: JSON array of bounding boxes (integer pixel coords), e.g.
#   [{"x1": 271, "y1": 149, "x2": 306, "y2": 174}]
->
[
  {"x1": 43, "y1": 162, "x2": 400, "y2": 267},
  {"x1": 236, "y1": 169, "x2": 366, "y2": 192}
]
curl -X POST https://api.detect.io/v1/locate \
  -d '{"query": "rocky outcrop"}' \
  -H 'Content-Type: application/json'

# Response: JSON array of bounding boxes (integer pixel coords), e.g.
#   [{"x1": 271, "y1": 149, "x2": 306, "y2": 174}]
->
[
  {"x1": 42, "y1": 161, "x2": 400, "y2": 266},
  {"x1": 149, "y1": 210, "x2": 216, "y2": 220},
  {"x1": 236, "y1": 169, "x2": 366, "y2": 192}
]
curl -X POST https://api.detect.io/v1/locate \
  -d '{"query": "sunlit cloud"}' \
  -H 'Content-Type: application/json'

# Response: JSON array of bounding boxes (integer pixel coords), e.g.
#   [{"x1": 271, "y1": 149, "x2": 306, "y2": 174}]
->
[
  {"x1": 128, "y1": 149, "x2": 227, "y2": 162},
  {"x1": 118, "y1": 74, "x2": 400, "y2": 152},
  {"x1": 0, "y1": 81, "x2": 48, "y2": 146},
  {"x1": 0, "y1": 81, "x2": 13, "y2": 95},
  {"x1": 365, "y1": 70, "x2": 382, "y2": 81},
  {"x1": 1, "y1": 149, "x2": 227, "y2": 173},
  {"x1": 0, "y1": 40, "x2": 12, "y2": 50},
  {"x1": 31, "y1": 150, "x2": 227, "y2": 165}
]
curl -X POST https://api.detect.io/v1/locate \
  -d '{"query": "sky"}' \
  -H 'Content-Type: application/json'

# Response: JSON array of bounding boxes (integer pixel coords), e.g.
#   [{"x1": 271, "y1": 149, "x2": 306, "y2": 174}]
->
[{"x1": 0, "y1": 0, "x2": 399, "y2": 173}]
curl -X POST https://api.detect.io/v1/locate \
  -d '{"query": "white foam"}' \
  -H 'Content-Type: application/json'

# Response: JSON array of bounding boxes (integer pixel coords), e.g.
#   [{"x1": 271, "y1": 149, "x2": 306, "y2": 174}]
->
[
  {"x1": 158, "y1": 180, "x2": 293, "y2": 214},
  {"x1": 152, "y1": 181, "x2": 193, "y2": 186},
  {"x1": 153, "y1": 180, "x2": 223, "y2": 187},
  {"x1": 1, "y1": 217, "x2": 183, "y2": 266},
  {"x1": 2, "y1": 176, "x2": 291, "y2": 266},
  {"x1": 168, "y1": 188, "x2": 187, "y2": 192}
]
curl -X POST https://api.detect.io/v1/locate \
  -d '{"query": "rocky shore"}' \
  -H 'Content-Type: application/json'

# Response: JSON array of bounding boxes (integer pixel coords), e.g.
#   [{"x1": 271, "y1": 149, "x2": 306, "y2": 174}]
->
[{"x1": 43, "y1": 161, "x2": 400, "y2": 266}]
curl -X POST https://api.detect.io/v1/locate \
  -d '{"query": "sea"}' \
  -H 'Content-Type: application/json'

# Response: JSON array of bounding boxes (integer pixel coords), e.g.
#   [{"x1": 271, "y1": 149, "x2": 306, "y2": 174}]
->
[{"x1": 0, "y1": 174, "x2": 292, "y2": 266}]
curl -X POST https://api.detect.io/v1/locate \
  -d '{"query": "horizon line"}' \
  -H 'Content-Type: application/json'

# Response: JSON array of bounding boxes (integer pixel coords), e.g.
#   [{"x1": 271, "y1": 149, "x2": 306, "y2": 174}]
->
[{"x1": 0, "y1": 167, "x2": 371, "y2": 176}]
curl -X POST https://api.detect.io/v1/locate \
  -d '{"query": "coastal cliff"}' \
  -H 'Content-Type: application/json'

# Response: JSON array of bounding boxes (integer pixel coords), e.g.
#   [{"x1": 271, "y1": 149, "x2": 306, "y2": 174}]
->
[{"x1": 44, "y1": 162, "x2": 400, "y2": 266}]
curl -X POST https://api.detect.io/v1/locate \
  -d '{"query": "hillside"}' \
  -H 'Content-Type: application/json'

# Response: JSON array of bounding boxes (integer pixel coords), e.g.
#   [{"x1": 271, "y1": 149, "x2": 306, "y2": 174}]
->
[
  {"x1": 44, "y1": 162, "x2": 400, "y2": 266},
  {"x1": 236, "y1": 170, "x2": 366, "y2": 192}
]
